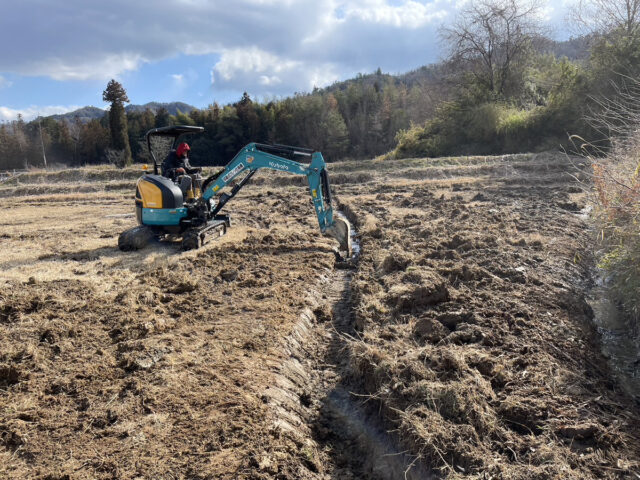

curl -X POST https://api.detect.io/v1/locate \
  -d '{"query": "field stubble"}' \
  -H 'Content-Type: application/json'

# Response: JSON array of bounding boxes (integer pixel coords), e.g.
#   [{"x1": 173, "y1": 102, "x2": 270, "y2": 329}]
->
[{"x1": 0, "y1": 153, "x2": 639, "y2": 479}]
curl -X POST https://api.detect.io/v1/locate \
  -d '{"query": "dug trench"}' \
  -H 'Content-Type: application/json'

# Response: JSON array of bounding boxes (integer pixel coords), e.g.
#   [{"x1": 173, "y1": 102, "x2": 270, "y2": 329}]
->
[
  {"x1": 334, "y1": 155, "x2": 640, "y2": 479},
  {"x1": 0, "y1": 174, "x2": 428, "y2": 478},
  {"x1": 2, "y1": 152, "x2": 640, "y2": 479},
  {"x1": 262, "y1": 222, "x2": 434, "y2": 479}
]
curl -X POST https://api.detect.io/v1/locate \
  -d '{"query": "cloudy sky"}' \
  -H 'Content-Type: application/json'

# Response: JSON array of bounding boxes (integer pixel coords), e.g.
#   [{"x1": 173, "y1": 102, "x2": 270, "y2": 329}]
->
[{"x1": 0, "y1": 0, "x2": 570, "y2": 121}]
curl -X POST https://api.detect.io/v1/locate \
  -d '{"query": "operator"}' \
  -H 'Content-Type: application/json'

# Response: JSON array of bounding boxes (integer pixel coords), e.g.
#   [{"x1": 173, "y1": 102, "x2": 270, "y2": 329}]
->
[{"x1": 163, "y1": 142, "x2": 201, "y2": 197}]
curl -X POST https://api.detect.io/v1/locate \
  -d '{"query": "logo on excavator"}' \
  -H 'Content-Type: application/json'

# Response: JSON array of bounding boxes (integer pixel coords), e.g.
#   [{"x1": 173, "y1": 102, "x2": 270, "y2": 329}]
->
[
  {"x1": 222, "y1": 163, "x2": 245, "y2": 183},
  {"x1": 269, "y1": 161, "x2": 288, "y2": 171}
]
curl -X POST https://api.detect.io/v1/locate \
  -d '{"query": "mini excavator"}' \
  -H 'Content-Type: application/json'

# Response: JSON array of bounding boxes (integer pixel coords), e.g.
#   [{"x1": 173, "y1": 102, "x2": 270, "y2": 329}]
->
[{"x1": 118, "y1": 125, "x2": 351, "y2": 256}]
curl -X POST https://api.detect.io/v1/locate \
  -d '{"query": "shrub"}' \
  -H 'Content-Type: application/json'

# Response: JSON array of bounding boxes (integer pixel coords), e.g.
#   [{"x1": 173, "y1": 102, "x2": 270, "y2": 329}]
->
[
  {"x1": 392, "y1": 102, "x2": 536, "y2": 158},
  {"x1": 589, "y1": 133, "x2": 640, "y2": 320}
]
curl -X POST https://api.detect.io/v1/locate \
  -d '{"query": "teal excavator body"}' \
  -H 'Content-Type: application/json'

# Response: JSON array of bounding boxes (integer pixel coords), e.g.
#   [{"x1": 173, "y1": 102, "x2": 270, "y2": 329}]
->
[{"x1": 119, "y1": 126, "x2": 351, "y2": 255}]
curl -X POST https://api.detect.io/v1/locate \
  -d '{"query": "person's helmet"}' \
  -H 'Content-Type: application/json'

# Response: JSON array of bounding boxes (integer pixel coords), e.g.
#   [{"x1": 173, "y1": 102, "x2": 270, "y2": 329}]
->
[{"x1": 176, "y1": 142, "x2": 190, "y2": 157}]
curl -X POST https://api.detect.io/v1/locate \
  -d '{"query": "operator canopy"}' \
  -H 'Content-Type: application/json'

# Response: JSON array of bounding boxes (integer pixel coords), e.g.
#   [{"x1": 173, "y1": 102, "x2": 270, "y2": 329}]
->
[{"x1": 146, "y1": 125, "x2": 204, "y2": 138}]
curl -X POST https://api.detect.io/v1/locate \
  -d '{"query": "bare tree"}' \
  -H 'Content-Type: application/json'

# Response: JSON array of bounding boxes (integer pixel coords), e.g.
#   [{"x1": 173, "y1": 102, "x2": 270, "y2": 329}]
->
[
  {"x1": 13, "y1": 114, "x2": 29, "y2": 169},
  {"x1": 440, "y1": 0, "x2": 545, "y2": 97},
  {"x1": 37, "y1": 116, "x2": 47, "y2": 168},
  {"x1": 105, "y1": 148, "x2": 127, "y2": 168},
  {"x1": 572, "y1": 0, "x2": 640, "y2": 36},
  {"x1": 582, "y1": 74, "x2": 640, "y2": 156},
  {"x1": 573, "y1": 75, "x2": 640, "y2": 317}
]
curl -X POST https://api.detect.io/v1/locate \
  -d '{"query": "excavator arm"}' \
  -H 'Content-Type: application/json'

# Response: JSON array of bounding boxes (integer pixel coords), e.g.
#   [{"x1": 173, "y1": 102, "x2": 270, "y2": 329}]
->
[{"x1": 201, "y1": 143, "x2": 352, "y2": 255}]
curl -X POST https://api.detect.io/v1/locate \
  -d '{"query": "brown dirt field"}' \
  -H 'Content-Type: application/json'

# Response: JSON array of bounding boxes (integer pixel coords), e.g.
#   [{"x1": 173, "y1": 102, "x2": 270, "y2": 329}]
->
[
  {"x1": 1, "y1": 153, "x2": 640, "y2": 479},
  {"x1": 0, "y1": 182, "x2": 343, "y2": 479},
  {"x1": 338, "y1": 154, "x2": 640, "y2": 478}
]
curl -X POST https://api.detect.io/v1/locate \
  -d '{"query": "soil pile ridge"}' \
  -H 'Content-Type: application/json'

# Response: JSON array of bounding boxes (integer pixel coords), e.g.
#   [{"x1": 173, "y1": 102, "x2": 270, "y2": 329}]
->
[{"x1": 341, "y1": 159, "x2": 640, "y2": 478}]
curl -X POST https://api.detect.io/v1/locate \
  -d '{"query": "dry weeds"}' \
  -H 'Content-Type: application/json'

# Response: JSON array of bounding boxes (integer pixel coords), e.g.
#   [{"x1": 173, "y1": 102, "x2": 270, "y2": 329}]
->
[
  {"x1": 0, "y1": 183, "x2": 337, "y2": 479},
  {"x1": 2, "y1": 154, "x2": 638, "y2": 479},
  {"x1": 339, "y1": 155, "x2": 640, "y2": 478}
]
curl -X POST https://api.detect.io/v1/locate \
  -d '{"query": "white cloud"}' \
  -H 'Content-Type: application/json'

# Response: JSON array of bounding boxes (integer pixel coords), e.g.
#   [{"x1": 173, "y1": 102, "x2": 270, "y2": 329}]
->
[
  {"x1": 212, "y1": 47, "x2": 300, "y2": 82},
  {"x1": 0, "y1": 1, "x2": 449, "y2": 80},
  {"x1": 0, "y1": 0, "x2": 323, "y2": 81},
  {"x1": 0, "y1": 105, "x2": 83, "y2": 122},
  {"x1": 17, "y1": 53, "x2": 146, "y2": 81},
  {"x1": 0, "y1": 75, "x2": 12, "y2": 89},
  {"x1": 534, "y1": 4, "x2": 555, "y2": 22},
  {"x1": 0, "y1": 0, "x2": 559, "y2": 98},
  {"x1": 344, "y1": 0, "x2": 450, "y2": 28},
  {"x1": 211, "y1": 47, "x2": 341, "y2": 94},
  {"x1": 259, "y1": 75, "x2": 282, "y2": 86}
]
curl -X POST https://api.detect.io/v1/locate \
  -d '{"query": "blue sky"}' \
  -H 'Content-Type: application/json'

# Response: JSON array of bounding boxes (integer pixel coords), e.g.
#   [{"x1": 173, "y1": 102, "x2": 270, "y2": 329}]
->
[{"x1": 0, "y1": 0, "x2": 571, "y2": 121}]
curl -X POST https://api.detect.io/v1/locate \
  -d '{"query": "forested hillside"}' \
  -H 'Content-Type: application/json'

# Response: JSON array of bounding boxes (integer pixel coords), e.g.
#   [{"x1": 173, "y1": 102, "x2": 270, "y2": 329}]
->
[
  {"x1": 0, "y1": 70, "x2": 446, "y2": 169},
  {"x1": 0, "y1": 0, "x2": 636, "y2": 170}
]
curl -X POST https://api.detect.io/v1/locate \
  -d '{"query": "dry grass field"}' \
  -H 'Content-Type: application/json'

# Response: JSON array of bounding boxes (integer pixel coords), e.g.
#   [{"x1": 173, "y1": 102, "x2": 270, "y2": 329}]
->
[{"x1": 1, "y1": 153, "x2": 639, "y2": 479}]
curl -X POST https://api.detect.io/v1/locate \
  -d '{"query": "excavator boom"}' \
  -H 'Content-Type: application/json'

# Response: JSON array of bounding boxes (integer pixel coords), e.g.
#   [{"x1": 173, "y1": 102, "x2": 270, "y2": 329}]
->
[{"x1": 202, "y1": 143, "x2": 351, "y2": 255}]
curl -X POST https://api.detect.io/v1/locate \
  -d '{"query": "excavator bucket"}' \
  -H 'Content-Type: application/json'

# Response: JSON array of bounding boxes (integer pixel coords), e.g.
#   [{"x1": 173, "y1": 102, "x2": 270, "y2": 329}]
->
[{"x1": 326, "y1": 217, "x2": 352, "y2": 257}]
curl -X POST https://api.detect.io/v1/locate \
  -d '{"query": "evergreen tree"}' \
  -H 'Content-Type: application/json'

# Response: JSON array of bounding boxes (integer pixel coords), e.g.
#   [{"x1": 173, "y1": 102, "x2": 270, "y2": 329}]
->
[
  {"x1": 0, "y1": 125, "x2": 12, "y2": 170},
  {"x1": 155, "y1": 107, "x2": 171, "y2": 127},
  {"x1": 171, "y1": 109, "x2": 196, "y2": 126},
  {"x1": 102, "y1": 79, "x2": 132, "y2": 166},
  {"x1": 79, "y1": 119, "x2": 110, "y2": 165}
]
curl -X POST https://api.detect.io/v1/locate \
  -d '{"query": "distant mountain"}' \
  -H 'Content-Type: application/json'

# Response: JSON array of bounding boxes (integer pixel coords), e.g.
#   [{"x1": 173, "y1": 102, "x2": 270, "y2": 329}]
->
[
  {"x1": 125, "y1": 102, "x2": 195, "y2": 115},
  {"x1": 48, "y1": 101, "x2": 196, "y2": 123},
  {"x1": 50, "y1": 106, "x2": 106, "y2": 122}
]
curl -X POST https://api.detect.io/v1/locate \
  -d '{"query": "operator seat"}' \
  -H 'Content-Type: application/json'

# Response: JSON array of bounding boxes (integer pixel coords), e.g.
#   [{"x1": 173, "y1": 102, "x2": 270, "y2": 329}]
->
[{"x1": 161, "y1": 149, "x2": 178, "y2": 179}]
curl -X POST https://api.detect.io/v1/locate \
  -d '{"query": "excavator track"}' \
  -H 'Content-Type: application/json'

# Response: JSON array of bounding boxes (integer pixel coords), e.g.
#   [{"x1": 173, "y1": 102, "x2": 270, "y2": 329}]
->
[
  {"x1": 182, "y1": 218, "x2": 229, "y2": 250},
  {"x1": 118, "y1": 225, "x2": 155, "y2": 251},
  {"x1": 119, "y1": 215, "x2": 230, "y2": 252}
]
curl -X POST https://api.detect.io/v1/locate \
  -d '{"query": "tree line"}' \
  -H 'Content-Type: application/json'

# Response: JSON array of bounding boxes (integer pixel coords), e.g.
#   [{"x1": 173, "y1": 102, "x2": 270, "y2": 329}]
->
[{"x1": 0, "y1": 72, "x2": 439, "y2": 170}]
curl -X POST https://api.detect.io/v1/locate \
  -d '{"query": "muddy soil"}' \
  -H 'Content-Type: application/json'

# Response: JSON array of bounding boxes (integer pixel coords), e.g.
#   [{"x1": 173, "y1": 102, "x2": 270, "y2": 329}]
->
[
  {"x1": 1, "y1": 153, "x2": 639, "y2": 479},
  {"x1": 0, "y1": 182, "x2": 344, "y2": 479},
  {"x1": 337, "y1": 154, "x2": 640, "y2": 478}
]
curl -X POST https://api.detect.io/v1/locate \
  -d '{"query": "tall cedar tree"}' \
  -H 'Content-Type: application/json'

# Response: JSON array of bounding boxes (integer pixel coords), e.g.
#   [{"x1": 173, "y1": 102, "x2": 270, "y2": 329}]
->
[{"x1": 102, "y1": 79, "x2": 132, "y2": 166}]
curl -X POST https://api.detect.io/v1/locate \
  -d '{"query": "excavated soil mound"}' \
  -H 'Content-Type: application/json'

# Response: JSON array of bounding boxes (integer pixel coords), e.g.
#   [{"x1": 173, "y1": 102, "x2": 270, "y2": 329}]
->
[{"x1": 339, "y1": 158, "x2": 640, "y2": 478}]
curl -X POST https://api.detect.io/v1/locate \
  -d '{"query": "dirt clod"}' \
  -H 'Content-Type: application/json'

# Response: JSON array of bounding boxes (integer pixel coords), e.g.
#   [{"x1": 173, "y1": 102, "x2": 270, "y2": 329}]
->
[
  {"x1": 379, "y1": 251, "x2": 411, "y2": 274},
  {"x1": 0, "y1": 364, "x2": 22, "y2": 386},
  {"x1": 387, "y1": 278, "x2": 450, "y2": 312},
  {"x1": 220, "y1": 268, "x2": 239, "y2": 281},
  {"x1": 556, "y1": 423, "x2": 600, "y2": 440},
  {"x1": 413, "y1": 315, "x2": 450, "y2": 342},
  {"x1": 167, "y1": 279, "x2": 198, "y2": 293}
]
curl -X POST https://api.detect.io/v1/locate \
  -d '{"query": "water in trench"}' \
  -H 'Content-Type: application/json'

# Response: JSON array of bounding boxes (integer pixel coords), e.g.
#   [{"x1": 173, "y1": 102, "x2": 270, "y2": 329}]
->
[{"x1": 336, "y1": 210, "x2": 361, "y2": 260}]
